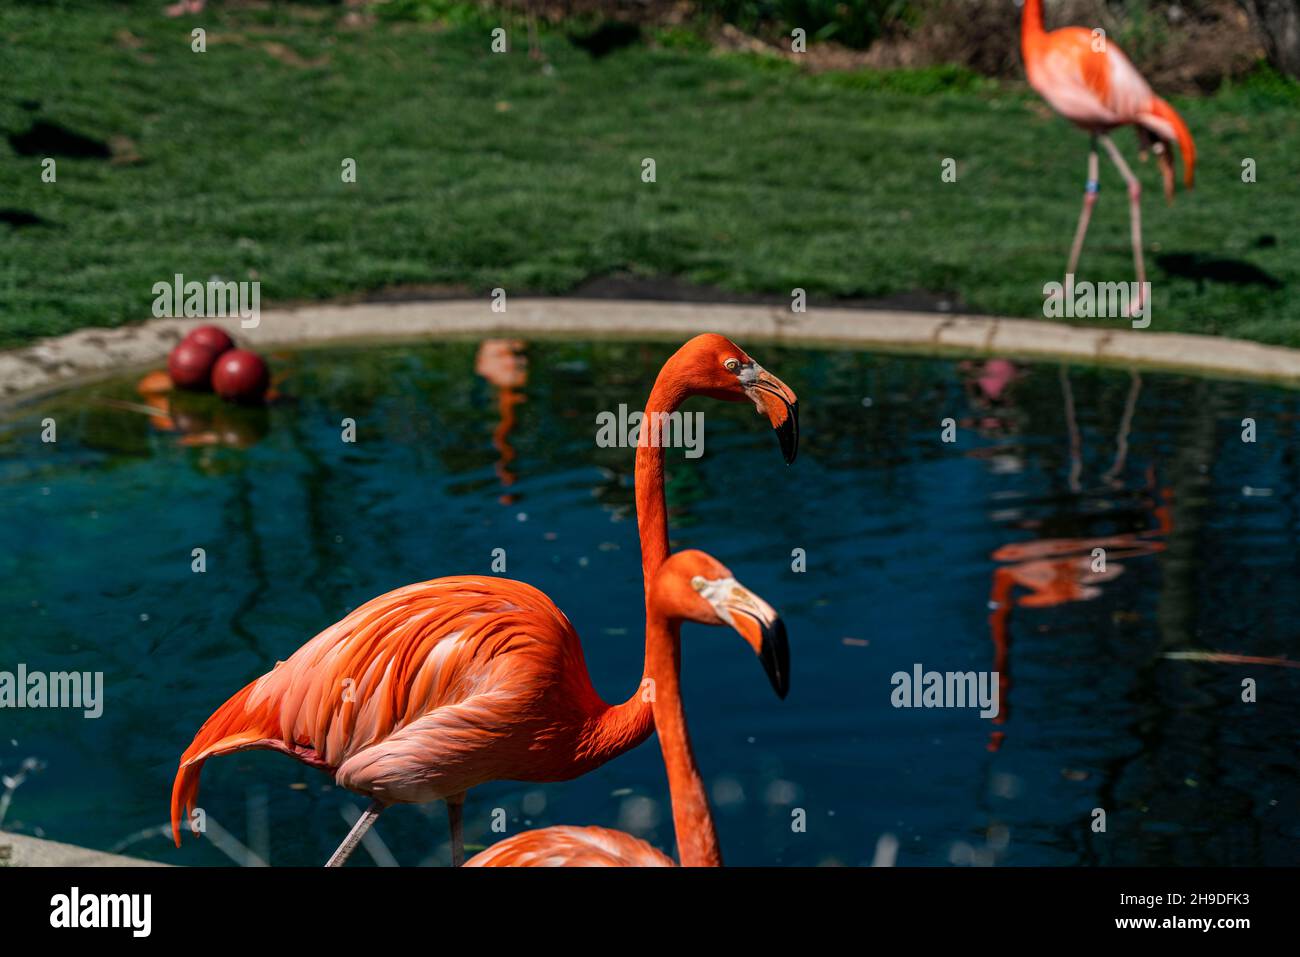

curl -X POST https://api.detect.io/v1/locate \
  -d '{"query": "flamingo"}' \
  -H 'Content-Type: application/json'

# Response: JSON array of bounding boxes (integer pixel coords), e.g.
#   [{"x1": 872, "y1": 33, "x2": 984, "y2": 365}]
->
[
  {"x1": 467, "y1": 549, "x2": 784, "y2": 867},
  {"x1": 1021, "y1": 0, "x2": 1196, "y2": 312},
  {"x1": 170, "y1": 334, "x2": 798, "y2": 866}
]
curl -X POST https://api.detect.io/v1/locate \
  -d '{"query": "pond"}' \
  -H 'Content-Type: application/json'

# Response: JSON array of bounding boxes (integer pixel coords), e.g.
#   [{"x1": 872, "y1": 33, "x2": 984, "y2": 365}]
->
[{"x1": 1, "y1": 336, "x2": 1297, "y2": 866}]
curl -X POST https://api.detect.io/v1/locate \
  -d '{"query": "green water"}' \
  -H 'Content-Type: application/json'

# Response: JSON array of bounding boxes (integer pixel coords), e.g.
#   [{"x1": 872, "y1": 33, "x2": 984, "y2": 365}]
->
[{"x1": 1, "y1": 338, "x2": 1297, "y2": 865}]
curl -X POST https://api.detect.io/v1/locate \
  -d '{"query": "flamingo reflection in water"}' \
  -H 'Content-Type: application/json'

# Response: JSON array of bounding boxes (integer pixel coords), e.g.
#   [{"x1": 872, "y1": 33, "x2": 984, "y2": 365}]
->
[
  {"x1": 986, "y1": 485, "x2": 1171, "y2": 750},
  {"x1": 970, "y1": 366, "x2": 1172, "y2": 750},
  {"x1": 474, "y1": 339, "x2": 528, "y2": 504}
]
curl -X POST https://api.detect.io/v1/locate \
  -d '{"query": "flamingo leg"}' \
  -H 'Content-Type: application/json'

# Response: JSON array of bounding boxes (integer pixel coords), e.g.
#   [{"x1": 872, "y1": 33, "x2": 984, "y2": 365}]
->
[
  {"x1": 1102, "y1": 370, "x2": 1141, "y2": 486},
  {"x1": 1065, "y1": 137, "x2": 1100, "y2": 279},
  {"x1": 1098, "y1": 134, "x2": 1147, "y2": 313},
  {"x1": 446, "y1": 792, "x2": 467, "y2": 867},
  {"x1": 1059, "y1": 366, "x2": 1083, "y2": 494},
  {"x1": 325, "y1": 799, "x2": 384, "y2": 868}
]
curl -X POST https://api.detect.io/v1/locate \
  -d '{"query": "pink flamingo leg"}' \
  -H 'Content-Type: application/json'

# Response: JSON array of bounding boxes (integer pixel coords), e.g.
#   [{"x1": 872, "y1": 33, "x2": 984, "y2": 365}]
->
[
  {"x1": 324, "y1": 799, "x2": 384, "y2": 868},
  {"x1": 1065, "y1": 138, "x2": 1100, "y2": 279},
  {"x1": 446, "y1": 792, "x2": 466, "y2": 867},
  {"x1": 1099, "y1": 134, "x2": 1147, "y2": 314}
]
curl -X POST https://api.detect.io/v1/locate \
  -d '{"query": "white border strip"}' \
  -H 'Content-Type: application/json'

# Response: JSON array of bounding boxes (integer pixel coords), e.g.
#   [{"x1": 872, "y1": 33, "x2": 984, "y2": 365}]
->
[{"x1": 4, "y1": 298, "x2": 1299, "y2": 405}]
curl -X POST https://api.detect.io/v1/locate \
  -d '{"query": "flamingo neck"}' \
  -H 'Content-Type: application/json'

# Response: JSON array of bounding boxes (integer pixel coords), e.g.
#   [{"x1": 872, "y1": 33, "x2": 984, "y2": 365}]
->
[
  {"x1": 645, "y1": 612, "x2": 721, "y2": 867},
  {"x1": 1022, "y1": 0, "x2": 1046, "y2": 44},
  {"x1": 635, "y1": 371, "x2": 689, "y2": 599},
  {"x1": 580, "y1": 366, "x2": 693, "y2": 768}
]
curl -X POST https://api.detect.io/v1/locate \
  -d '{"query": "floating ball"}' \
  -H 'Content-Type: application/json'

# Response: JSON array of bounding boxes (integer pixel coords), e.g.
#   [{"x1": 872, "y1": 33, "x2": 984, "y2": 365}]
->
[
  {"x1": 183, "y1": 325, "x2": 235, "y2": 356},
  {"x1": 212, "y1": 349, "x2": 269, "y2": 404},
  {"x1": 168, "y1": 340, "x2": 220, "y2": 391}
]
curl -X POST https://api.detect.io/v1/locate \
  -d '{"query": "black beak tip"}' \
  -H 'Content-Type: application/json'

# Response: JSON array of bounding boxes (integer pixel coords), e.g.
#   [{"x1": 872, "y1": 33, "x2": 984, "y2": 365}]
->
[
  {"x1": 759, "y1": 618, "x2": 790, "y2": 700},
  {"x1": 776, "y1": 400, "x2": 799, "y2": 465}
]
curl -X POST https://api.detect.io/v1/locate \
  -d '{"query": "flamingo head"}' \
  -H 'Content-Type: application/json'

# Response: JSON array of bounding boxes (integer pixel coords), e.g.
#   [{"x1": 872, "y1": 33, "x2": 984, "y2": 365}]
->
[
  {"x1": 669, "y1": 333, "x2": 799, "y2": 464},
  {"x1": 651, "y1": 549, "x2": 790, "y2": 699}
]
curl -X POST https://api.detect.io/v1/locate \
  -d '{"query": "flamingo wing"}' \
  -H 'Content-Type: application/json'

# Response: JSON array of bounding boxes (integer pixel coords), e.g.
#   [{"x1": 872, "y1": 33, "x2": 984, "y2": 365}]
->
[
  {"x1": 465, "y1": 825, "x2": 675, "y2": 867},
  {"x1": 172, "y1": 576, "x2": 595, "y2": 844},
  {"x1": 252, "y1": 577, "x2": 580, "y2": 764}
]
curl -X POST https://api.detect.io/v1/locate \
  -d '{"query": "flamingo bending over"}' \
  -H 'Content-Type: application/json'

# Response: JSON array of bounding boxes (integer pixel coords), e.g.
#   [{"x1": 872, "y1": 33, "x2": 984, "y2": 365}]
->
[
  {"x1": 1022, "y1": 0, "x2": 1196, "y2": 310},
  {"x1": 467, "y1": 550, "x2": 785, "y2": 867},
  {"x1": 170, "y1": 334, "x2": 798, "y2": 866}
]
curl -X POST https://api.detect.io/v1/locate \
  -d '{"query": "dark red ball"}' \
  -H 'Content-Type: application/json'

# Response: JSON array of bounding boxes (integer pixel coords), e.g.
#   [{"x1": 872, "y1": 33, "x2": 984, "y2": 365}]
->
[
  {"x1": 183, "y1": 325, "x2": 235, "y2": 356},
  {"x1": 211, "y1": 349, "x2": 269, "y2": 404},
  {"x1": 167, "y1": 340, "x2": 220, "y2": 391}
]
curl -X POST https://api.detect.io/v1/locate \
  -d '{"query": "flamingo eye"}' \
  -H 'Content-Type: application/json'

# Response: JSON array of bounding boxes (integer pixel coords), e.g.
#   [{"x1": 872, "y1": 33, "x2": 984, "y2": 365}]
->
[
  {"x1": 723, "y1": 358, "x2": 740, "y2": 373},
  {"x1": 690, "y1": 576, "x2": 707, "y2": 592}
]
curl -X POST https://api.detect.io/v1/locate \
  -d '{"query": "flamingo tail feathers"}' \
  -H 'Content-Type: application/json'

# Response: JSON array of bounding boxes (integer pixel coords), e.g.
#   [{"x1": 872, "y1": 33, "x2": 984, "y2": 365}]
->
[
  {"x1": 170, "y1": 681, "x2": 278, "y2": 847},
  {"x1": 1146, "y1": 96, "x2": 1195, "y2": 189}
]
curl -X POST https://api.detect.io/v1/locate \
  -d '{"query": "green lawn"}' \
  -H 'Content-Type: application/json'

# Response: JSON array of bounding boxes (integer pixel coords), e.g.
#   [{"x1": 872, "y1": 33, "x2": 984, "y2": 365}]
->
[{"x1": 1, "y1": 1, "x2": 1297, "y2": 349}]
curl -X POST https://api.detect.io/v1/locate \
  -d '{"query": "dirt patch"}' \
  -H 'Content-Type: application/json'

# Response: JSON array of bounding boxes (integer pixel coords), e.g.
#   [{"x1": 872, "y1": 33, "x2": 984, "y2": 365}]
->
[
  {"x1": 712, "y1": 0, "x2": 1260, "y2": 92},
  {"x1": 481, "y1": 0, "x2": 1263, "y2": 92},
  {"x1": 259, "y1": 39, "x2": 331, "y2": 68}
]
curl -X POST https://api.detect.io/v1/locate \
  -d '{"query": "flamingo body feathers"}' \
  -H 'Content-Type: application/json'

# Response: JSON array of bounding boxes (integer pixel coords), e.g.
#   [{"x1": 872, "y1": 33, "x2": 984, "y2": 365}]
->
[
  {"x1": 171, "y1": 576, "x2": 647, "y2": 845},
  {"x1": 465, "y1": 825, "x2": 675, "y2": 867}
]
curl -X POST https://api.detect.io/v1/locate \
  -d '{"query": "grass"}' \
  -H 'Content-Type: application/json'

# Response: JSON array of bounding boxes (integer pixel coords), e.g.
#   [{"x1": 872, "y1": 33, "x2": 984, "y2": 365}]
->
[{"x1": 0, "y1": 0, "x2": 1297, "y2": 349}]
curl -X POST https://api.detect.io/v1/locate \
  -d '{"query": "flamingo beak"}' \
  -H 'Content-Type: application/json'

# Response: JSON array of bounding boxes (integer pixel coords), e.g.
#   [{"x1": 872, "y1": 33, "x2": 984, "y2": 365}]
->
[
  {"x1": 743, "y1": 365, "x2": 799, "y2": 465},
  {"x1": 713, "y1": 583, "x2": 790, "y2": 700}
]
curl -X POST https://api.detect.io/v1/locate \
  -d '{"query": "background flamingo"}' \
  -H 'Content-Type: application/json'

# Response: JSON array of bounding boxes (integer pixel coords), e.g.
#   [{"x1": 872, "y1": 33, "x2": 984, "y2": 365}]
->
[
  {"x1": 1021, "y1": 0, "x2": 1196, "y2": 310},
  {"x1": 467, "y1": 550, "x2": 786, "y2": 867},
  {"x1": 171, "y1": 334, "x2": 798, "y2": 866}
]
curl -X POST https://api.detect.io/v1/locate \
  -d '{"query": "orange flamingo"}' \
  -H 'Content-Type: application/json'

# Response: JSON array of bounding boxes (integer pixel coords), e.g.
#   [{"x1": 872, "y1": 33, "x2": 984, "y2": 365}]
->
[
  {"x1": 467, "y1": 550, "x2": 786, "y2": 867},
  {"x1": 1022, "y1": 0, "x2": 1195, "y2": 311},
  {"x1": 170, "y1": 334, "x2": 798, "y2": 866}
]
